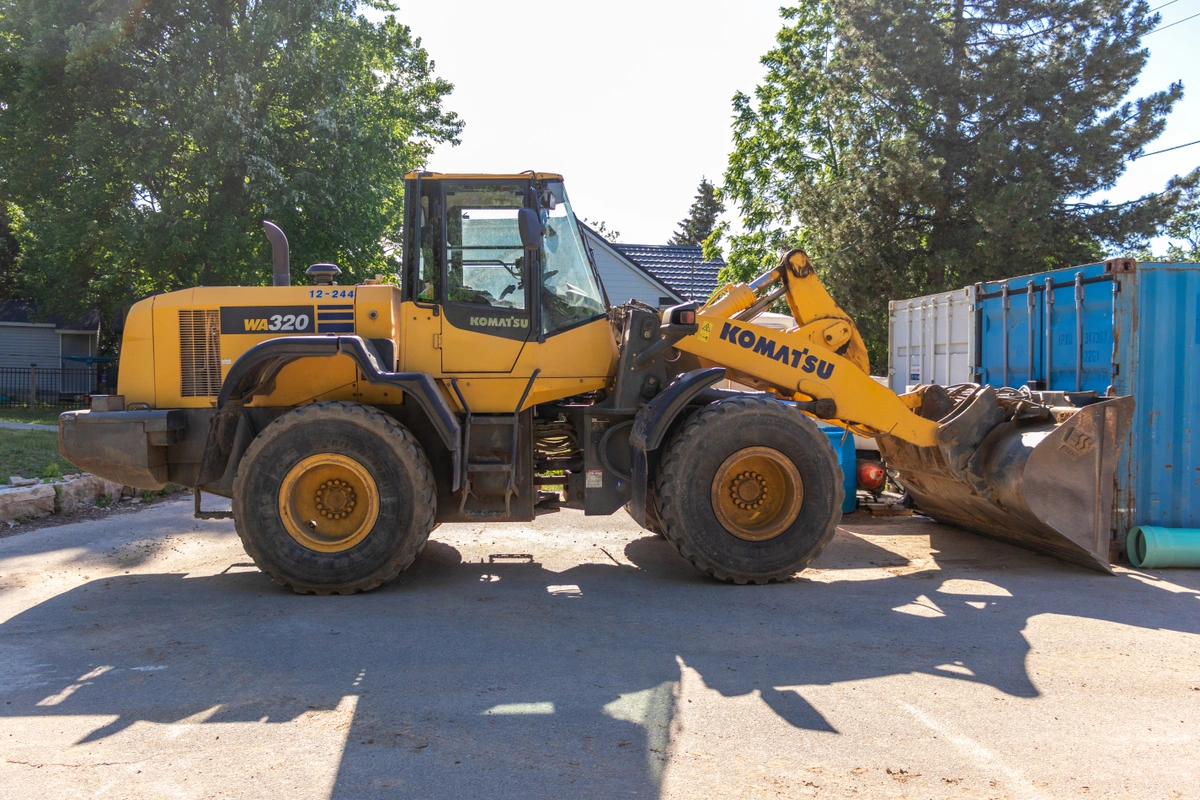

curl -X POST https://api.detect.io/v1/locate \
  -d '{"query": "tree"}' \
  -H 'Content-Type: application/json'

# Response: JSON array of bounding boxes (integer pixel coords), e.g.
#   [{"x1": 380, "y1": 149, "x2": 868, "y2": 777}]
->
[
  {"x1": 0, "y1": 205, "x2": 20, "y2": 300},
  {"x1": 669, "y1": 178, "x2": 725, "y2": 246},
  {"x1": 721, "y1": 1, "x2": 1196, "y2": 369},
  {"x1": 0, "y1": 0, "x2": 461, "y2": 328},
  {"x1": 581, "y1": 218, "x2": 621, "y2": 242},
  {"x1": 1162, "y1": 183, "x2": 1199, "y2": 262}
]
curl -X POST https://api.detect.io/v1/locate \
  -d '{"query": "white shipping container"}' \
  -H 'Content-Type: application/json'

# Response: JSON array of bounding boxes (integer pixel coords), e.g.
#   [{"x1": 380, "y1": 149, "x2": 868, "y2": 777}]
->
[{"x1": 888, "y1": 286, "x2": 976, "y2": 394}]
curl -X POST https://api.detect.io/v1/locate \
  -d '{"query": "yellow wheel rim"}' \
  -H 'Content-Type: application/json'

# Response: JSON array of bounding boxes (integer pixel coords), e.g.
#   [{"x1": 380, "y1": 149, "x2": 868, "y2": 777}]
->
[
  {"x1": 278, "y1": 454, "x2": 381, "y2": 553},
  {"x1": 711, "y1": 446, "x2": 804, "y2": 542}
]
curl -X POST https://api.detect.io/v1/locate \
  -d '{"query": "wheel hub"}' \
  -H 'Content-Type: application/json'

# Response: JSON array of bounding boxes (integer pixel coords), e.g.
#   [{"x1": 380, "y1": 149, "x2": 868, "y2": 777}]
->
[
  {"x1": 731, "y1": 471, "x2": 769, "y2": 509},
  {"x1": 315, "y1": 480, "x2": 357, "y2": 519},
  {"x1": 711, "y1": 446, "x2": 804, "y2": 542},
  {"x1": 278, "y1": 454, "x2": 380, "y2": 553}
]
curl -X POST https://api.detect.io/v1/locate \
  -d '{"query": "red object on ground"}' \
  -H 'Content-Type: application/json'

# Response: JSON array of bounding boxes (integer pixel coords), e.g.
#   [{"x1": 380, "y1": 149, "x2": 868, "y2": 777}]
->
[{"x1": 857, "y1": 460, "x2": 886, "y2": 491}]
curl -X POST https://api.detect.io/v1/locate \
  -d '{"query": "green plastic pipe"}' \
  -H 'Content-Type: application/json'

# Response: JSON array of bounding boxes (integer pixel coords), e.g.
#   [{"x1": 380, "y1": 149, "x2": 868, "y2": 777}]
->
[{"x1": 1127, "y1": 526, "x2": 1200, "y2": 568}]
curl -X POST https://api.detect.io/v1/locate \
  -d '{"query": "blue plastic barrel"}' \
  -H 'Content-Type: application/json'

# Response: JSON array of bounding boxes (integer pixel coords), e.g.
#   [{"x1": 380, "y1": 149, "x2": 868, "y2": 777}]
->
[{"x1": 819, "y1": 425, "x2": 858, "y2": 514}]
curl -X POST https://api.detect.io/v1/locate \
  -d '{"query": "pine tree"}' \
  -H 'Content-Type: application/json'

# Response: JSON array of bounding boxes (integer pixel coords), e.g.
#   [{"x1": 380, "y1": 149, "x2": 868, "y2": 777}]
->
[
  {"x1": 722, "y1": 0, "x2": 1196, "y2": 369},
  {"x1": 1162, "y1": 184, "x2": 1199, "y2": 262},
  {"x1": 669, "y1": 178, "x2": 725, "y2": 246}
]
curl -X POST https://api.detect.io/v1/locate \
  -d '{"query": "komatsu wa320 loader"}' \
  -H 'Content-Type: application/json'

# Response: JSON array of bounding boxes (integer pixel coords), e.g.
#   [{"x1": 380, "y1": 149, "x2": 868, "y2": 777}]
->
[{"x1": 59, "y1": 172, "x2": 1132, "y2": 593}]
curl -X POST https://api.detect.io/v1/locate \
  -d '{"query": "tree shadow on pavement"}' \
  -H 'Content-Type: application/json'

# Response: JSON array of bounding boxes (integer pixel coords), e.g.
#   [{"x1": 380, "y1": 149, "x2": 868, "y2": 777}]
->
[{"x1": 1, "y1": 526, "x2": 1197, "y2": 798}]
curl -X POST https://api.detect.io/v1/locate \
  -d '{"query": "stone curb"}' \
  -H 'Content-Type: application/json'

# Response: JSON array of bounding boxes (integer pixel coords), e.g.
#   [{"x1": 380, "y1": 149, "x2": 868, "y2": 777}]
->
[{"x1": 0, "y1": 474, "x2": 135, "y2": 524}]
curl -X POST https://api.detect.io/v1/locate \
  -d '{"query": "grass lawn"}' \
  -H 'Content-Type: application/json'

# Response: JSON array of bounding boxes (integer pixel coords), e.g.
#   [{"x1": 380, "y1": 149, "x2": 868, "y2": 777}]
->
[
  {"x1": 0, "y1": 429, "x2": 76, "y2": 480},
  {"x1": 0, "y1": 407, "x2": 71, "y2": 426}
]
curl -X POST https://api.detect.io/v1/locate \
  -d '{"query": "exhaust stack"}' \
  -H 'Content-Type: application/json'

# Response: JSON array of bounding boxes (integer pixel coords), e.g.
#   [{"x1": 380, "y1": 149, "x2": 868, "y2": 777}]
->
[{"x1": 262, "y1": 221, "x2": 290, "y2": 286}]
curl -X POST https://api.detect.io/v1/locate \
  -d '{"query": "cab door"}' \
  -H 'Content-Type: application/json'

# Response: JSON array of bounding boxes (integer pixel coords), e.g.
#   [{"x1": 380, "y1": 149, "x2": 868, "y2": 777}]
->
[{"x1": 438, "y1": 180, "x2": 532, "y2": 373}]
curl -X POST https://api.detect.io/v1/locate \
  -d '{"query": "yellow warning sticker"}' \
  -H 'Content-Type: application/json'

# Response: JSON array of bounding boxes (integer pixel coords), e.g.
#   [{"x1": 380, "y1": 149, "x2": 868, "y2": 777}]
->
[{"x1": 697, "y1": 321, "x2": 713, "y2": 342}]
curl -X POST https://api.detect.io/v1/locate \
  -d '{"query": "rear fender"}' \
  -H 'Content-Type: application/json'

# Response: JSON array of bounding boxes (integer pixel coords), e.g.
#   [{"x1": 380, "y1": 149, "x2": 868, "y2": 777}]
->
[{"x1": 199, "y1": 335, "x2": 461, "y2": 489}]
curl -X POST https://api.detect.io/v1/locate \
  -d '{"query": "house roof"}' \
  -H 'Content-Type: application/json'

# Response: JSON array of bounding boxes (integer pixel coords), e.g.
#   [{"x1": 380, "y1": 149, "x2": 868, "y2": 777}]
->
[
  {"x1": 611, "y1": 243, "x2": 725, "y2": 302},
  {"x1": 577, "y1": 223, "x2": 684, "y2": 303},
  {"x1": 0, "y1": 300, "x2": 101, "y2": 332}
]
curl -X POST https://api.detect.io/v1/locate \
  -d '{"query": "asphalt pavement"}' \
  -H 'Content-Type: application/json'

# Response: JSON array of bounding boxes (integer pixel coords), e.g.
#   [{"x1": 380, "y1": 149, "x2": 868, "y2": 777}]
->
[{"x1": 0, "y1": 498, "x2": 1197, "y2": 799}]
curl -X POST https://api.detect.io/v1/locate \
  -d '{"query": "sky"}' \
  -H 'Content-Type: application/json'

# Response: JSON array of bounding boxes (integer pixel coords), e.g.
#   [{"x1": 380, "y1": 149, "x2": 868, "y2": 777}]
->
[{"x1": 383, "y1": 1, "x2": 1200, "y2": 249}]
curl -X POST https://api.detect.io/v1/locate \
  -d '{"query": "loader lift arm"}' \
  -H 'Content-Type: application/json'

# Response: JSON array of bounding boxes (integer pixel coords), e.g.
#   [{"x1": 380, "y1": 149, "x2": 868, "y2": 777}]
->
[
  {"x1": 666, "y1": 249, "x2": 1133, "y2": 573},
  {"x1": 672, "y1": 249, "x2": 940, "y2": 447}
]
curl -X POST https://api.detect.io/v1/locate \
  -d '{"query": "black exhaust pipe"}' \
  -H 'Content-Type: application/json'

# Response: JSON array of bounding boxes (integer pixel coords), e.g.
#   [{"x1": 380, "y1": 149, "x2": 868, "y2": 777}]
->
[{"x1": 262, "y1": 221, "x2": 290, "y2": 286}]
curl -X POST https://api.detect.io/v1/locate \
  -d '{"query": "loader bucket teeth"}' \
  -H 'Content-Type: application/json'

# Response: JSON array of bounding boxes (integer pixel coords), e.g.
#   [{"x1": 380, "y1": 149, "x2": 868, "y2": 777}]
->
[{"x1": 878, "y1": 392, "x2": 1135, "y2": 573}]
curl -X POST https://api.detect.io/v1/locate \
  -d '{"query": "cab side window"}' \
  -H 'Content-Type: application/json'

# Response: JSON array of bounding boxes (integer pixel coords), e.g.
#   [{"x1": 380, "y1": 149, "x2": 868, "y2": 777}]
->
[
  {"x1": 415, "y1": 182, "x2": 442, "y2": 303},
  {"x1": 444, "y1": 182, "x2": 527, "y2": 310}
]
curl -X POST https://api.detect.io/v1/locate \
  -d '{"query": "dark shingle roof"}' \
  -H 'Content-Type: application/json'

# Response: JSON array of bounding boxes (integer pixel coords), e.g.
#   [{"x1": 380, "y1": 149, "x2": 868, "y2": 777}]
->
[
  {"x1": 0, "y1": 300, "x2": 100, "y2": 331},
  {"x1": 611, "y1": 244, "x2": 725, "y2": 302}
]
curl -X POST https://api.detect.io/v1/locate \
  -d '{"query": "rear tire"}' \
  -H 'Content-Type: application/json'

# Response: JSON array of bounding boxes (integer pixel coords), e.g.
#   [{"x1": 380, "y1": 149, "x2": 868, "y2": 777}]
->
[
  {"x1": 657, "y1": 396, "x2": 843, "y2": 584},
  {"x1": 232, "y1": 402, "x2": 436, "y2": 594}
]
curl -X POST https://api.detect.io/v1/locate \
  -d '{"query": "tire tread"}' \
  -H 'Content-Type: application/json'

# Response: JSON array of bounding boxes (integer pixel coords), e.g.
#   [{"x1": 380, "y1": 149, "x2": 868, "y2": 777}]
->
[
  {"x1": 656, "y1": 395, "x2": 843, "y2": 584},
  {"x1": 232, "y1": 401, "x2": 436, "y2": 595}
]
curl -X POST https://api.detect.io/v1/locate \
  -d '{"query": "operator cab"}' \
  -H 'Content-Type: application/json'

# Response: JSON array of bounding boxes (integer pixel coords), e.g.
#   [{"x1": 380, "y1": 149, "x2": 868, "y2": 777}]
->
[{"x1": 403, "y1": 172, "x2": 608, "y2": 374}]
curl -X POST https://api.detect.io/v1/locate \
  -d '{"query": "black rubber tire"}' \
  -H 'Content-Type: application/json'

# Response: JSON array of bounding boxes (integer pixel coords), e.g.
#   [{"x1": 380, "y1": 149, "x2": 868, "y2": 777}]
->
[
  {"x1": 657, "y1": 396, "x2": 843, "y2": 584},
  {"x1": 623, "y1": 494, "x2": 665, "y2": 537},
  {"x1": 232, "y1": 401, "x2": 436, "y2": 594}
]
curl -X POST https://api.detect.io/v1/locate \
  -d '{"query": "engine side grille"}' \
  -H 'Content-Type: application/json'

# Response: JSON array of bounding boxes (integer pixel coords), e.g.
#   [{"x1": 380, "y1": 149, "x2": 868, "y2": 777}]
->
[{"x1": 179, "y1": 310, "x2": 222, "y2": 397}]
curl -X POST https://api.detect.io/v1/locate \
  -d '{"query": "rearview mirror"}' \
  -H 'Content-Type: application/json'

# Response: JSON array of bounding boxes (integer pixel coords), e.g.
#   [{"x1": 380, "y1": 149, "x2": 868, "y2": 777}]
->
[{"x1": 518, "y1": 208, "x2": 543, "y2": 250}]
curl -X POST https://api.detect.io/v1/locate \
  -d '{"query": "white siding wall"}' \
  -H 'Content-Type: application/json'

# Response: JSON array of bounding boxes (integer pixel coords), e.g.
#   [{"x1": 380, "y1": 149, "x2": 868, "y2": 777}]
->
[
  {"x1": 0, "y1": 325, "x2": 61, "y2": 370},
  {"x1": 582, "y1": 230, "x2": 681, "y2": 307}
]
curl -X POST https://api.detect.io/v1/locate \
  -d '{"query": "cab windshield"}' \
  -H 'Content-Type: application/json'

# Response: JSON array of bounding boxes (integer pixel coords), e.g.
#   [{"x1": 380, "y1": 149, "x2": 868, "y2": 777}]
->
[{"x1": 540, "y1": 181, "x2": 606, "y2": 333}]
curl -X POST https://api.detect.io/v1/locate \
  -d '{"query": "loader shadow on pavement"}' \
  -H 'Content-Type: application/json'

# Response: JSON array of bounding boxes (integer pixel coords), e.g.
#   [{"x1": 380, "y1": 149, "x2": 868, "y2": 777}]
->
[{"x1": 2, "y1": 518, "x2": 1199, "y2": 798}]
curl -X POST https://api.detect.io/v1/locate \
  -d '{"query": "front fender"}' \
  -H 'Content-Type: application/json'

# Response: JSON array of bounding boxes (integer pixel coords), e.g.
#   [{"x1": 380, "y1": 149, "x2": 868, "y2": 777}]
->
[{"x1": 627, "y1": 368, "x2": 727, "y2": 525}]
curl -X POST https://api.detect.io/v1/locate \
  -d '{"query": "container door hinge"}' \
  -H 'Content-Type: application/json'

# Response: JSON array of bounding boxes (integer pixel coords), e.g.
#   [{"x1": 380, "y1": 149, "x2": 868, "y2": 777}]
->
[{"x1": 432, "y1": 333, "x2": 442, "y2": 349}]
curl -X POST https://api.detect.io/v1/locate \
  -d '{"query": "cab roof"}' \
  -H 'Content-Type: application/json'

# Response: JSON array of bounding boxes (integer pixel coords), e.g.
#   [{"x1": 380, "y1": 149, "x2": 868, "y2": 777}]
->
[{"x1": 404, "y1": 171, "x2": 564, "y2": 182}]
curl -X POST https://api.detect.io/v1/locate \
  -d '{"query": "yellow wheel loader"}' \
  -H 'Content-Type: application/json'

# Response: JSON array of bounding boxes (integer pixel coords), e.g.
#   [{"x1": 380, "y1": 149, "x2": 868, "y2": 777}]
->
[{"x1": 59, "y1": 172, "x2": 1133, "y2": 593}]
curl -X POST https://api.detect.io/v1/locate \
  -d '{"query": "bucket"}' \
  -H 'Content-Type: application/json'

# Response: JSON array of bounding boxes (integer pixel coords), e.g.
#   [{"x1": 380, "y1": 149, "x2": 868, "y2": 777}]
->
[{"x1": 878, "y1": 387, "x2": 1135, "y2": 573}]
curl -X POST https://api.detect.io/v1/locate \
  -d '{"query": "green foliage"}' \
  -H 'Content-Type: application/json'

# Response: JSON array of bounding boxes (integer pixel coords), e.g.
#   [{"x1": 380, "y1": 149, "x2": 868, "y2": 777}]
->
[
  {"x1": 724, "y1": 0, "x2": 1195, "y2": 369},
  {"x1": 1133, "y1": 183, "x2": 1200, "y2": 262},
  {"x1": 669, "y1": 178, "x2": 725, "y2": 246},
  {"x1": 139, "y1": 487, "x2": 176, "y2": 503},
  {"x1": 1162, "y1": 183, "x2": 1199, "y2": 261},
  {"x1": 0, "y1": 0, "x2": 461, "y2": 332},
  {"x1": 0, "y1": 406, "x2": 64, "y2": 425},
  {"x1": 582, "y1": 218, "x2": 621, "y2": 242},
  {"x1": 41, "y1": 461, "x2": 63, "y2": 482},
  {"x1": 0, "y1": 429, "x2": 74, "y2": 479},
  {"x1": 0, "y1": 204, "x2": 19, "y2": 300}
]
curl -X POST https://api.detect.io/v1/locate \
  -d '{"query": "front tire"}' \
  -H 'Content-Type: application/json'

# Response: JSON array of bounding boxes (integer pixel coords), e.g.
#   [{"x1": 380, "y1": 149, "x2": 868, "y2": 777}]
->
[
  {"x1": 232, "y1": 402, "x2": 436, "y2": 594},
  {"x1": 657, "y1": 396, "x2": 843, "y2": 584}
]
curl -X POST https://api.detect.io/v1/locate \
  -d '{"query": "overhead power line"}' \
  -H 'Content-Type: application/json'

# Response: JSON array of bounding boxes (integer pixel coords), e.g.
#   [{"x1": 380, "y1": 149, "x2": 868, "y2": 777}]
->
[
  {"x1": 1133, "y1": 138, "x2": 1200, "y2": 160},
  {"x1": 1146, "y1": 10, "x2": 1200, "y2": 34},
  {"x1": 1148, "y1": 0, "x2": 1181, "y2": 12}
]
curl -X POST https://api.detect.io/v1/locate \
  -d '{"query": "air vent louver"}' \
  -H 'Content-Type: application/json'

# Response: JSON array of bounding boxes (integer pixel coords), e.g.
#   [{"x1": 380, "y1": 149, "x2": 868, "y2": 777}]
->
[{"x1": 179, "y1": 310, "x2": 222, "y2": 397}]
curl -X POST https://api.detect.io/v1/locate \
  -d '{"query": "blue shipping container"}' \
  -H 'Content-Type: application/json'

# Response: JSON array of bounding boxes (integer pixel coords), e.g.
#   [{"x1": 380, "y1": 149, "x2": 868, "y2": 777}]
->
[
  {"x1": 819, "y1": 425, "x2": 858, "y2": 514},
  {"x1": 976, "y1": 262, "x2": 1115, "y2": 393},
  {"x1": 973, "y1": 259, "x2": 1200, "y2": 543}
]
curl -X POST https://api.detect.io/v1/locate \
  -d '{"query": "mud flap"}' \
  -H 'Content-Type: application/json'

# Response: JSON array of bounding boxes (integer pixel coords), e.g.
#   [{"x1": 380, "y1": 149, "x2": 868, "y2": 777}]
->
[{"x1": 878, "y1": 387, "x2": 1134, "y2": 572}]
